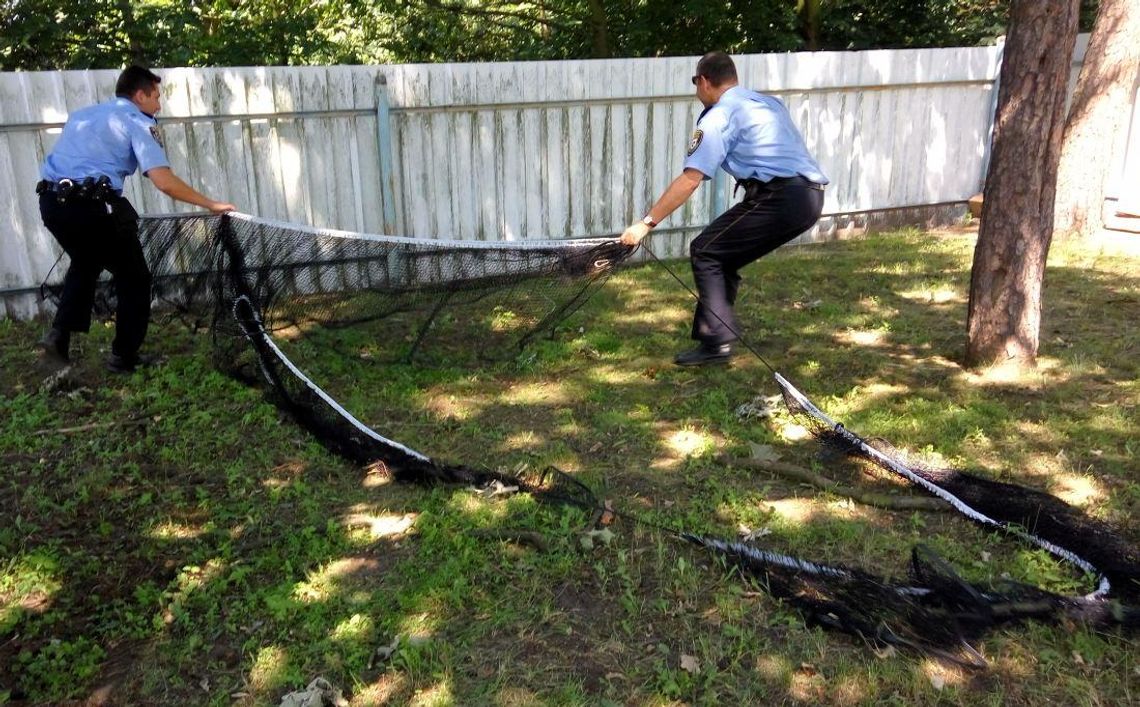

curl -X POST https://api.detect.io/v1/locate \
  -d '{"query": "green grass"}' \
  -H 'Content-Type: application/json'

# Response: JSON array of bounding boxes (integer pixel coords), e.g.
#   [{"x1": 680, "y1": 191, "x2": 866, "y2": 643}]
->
[{"x1": 1, "y1": 225, "x2": 1139, "y2": 705}]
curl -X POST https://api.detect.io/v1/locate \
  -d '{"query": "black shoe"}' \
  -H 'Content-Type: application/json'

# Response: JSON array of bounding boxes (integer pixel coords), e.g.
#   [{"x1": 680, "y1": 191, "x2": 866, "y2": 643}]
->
[
  {"x1": 674, "y1": 342, "x2": 733, "y2": 366},
  {"x1": 36, "y1": 327, "x2": 70, "y2": 365},
  {"x1": 106, "y1": 352, "x2": 156, "y2": 374}
]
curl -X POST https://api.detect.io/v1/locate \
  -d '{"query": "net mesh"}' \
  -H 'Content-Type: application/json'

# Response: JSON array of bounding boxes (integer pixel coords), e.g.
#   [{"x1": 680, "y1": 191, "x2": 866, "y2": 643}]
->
[
  {"x1": 664, "y1": 371, "x2": 1140, "y2": 665},
  {"x1": 772, "y1": 371, "x2": 1140, "y2": 599},
  {"x1": 140, "y1": 214, "x2": 630, "y2": 365},
  {"x1": 56, "y1": 212, "x2": 629, "y2": 500},
  {"x1": 43, "y1": 212, "x2": 1140, "y2": 664},
  {"x1": 684, "y1": 533, "x2": 1140, "y2": 668}
]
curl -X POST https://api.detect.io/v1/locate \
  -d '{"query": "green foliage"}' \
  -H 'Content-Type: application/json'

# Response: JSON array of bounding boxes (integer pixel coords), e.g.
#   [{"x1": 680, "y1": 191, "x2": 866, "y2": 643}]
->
[
  {"x1": 812, "y1": 0, "x2": 1094, "y2": 50},
  {"x1": 16, "y1": 636, "x2": 106, "y2": 701},
  {"x1": 818, "y1": 0, "x2": 1009, "y2": 49},
  {"x1": 0, "y1": 0, "x2": 1102, "y2": 71},
  {"x1": 0, "y1": 0, "x2": 382, "y2": 70},
  {"x1": 1, "y1": 0, "x2": 124, "y2": 70}
]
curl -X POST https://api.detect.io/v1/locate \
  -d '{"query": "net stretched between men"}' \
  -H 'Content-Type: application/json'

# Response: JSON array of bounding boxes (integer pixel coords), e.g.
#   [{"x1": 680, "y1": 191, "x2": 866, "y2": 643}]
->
[
  {"x1": 68, "y1": 211, "x2": 629, "y2": 498},
  {"x1": 48, "y1": 212, "x2": 1140, "y2": 663},
  {"x1": 141, "y1": 213, "x2": 630, "y2": 365}
]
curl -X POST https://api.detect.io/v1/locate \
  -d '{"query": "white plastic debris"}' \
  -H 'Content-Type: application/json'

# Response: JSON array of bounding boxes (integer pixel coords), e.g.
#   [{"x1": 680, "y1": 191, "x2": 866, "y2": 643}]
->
[{"x1": 277, "y1": 677, "x2": 348, "y2": 707}]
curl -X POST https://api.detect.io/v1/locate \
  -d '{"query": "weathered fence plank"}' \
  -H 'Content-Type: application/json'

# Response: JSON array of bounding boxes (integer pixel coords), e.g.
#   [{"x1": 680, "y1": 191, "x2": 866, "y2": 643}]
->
[{"x1": 2, "y1": 41, "x2": 1106, "y2": 316}]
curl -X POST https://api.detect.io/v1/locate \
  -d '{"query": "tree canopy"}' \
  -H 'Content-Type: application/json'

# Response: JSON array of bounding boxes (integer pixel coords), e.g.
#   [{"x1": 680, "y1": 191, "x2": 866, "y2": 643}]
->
[{"x1": 0, "y1": 0, "x2": 1099, "y2": 70}]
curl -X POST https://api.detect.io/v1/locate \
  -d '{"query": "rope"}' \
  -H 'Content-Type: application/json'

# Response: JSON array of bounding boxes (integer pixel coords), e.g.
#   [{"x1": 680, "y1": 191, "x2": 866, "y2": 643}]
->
[
  {"x1": 638, "y1": 241, "x2": 778, "y2": 376},
  {"x1": 634, "y1": 233, "x2": 1111, "y2": 599},
  {"x1": 231, "y1": 295, "x2": 433, "y2": 463},
  {"x1": 776, "y1": 373, "x2": 1111, "y2": 598}
]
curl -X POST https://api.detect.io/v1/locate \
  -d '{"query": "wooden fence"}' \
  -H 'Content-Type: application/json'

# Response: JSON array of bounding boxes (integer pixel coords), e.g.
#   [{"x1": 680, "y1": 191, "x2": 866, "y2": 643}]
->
[{"x1": 0, "y1": 40, "x2": 1090, "y2": 319}]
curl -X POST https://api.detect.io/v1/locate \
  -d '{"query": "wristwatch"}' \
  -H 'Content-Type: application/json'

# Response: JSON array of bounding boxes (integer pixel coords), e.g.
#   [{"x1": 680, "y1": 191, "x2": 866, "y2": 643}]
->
[{"x1": 641, "y1": 215, "x2": 657, "y2": 228}]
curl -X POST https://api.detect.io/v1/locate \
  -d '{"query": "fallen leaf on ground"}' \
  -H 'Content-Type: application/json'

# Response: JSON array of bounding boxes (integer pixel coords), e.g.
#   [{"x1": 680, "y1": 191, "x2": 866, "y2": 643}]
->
[
  {"x1": 748, "y1": 442, "x2": 782, "y2": 462},
  {"x1": 580, "y1": 528, "x2": 615, "y2": 549},
  {"x1": 599, "y1": 499, "x2": 615, "y2": 526},
  {"x1": 872, "y1": 644, "x2": 897, "y2": 659},
  {"x1": 737, "y1": 523, "x2": 772, "y2": 542},
  {"x1": 369, "y1": 636, "x2": 401, "y2": 669},
  {"x1": 680, "y1": 654, "x2": 700, "y2": 673}
]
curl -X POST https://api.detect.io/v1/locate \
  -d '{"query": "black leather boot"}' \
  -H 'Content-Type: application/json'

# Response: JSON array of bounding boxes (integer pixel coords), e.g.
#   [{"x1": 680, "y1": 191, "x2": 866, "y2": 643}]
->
[
  {"x1": 106, "y1": 352, "x2": 157, "y2": 374},
  {"x1": 674, "y1": 342, "x2": 733, "y2": 366},
  {"x1": 36, "y1": 327, "x2": 70, "y2": 365}
]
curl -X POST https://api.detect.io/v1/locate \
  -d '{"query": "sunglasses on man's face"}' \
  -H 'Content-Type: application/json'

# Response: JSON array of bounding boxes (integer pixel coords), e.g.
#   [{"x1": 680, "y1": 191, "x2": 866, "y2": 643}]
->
[{"x1": 691, "y1": 75, "x2": 701, "y2": 85}]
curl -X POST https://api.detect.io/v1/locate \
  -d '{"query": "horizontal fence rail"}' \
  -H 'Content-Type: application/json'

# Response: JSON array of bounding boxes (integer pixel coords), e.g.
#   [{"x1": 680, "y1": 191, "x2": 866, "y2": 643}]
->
[{"x1": 0, "y1": 39, "x2": 1093, "y2": 319}]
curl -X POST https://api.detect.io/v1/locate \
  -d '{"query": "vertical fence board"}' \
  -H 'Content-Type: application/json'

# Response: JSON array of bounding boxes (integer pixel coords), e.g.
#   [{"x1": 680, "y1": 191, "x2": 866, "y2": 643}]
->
[{"x1": 5, "y1": 40, "x2": 1101, "y2": 315}]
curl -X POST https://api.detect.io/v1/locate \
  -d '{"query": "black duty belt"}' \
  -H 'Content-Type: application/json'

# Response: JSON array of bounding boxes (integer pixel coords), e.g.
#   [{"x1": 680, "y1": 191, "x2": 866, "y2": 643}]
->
[
  {"x1": 735, "y1": 175, "x2": 824, "y2": 201},
  {"x1": 36, "y1": 176, "x2": 116, "y2": 203}
]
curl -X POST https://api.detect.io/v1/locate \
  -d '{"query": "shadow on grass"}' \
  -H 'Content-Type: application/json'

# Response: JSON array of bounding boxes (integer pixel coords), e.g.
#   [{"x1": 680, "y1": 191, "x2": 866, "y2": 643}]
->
[{"x1": 1, "y1": 228, "x2": 1139, "y2": 704}]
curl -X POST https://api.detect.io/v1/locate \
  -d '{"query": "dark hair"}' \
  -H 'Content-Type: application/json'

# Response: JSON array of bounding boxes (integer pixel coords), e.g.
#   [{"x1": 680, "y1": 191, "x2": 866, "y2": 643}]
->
[
  {"x1": 695, "y1": 51, "x2": 737, "y2": 87},
  {"x1": 115, "y1": 65, "x2": 162, "y2": 98}
]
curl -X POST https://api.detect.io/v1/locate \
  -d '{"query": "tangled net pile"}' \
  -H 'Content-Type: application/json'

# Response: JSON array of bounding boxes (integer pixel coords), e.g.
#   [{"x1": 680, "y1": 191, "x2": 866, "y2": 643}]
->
[
  {"x1": 46, "y1": 211, "x2": 1138, "y2": 666},
  {"x1": 681, "y1": 373, "x2": 1140, "y2": 666},
  {"x1": 61, "y1": 212, "x2": 628, "y2": 502}
]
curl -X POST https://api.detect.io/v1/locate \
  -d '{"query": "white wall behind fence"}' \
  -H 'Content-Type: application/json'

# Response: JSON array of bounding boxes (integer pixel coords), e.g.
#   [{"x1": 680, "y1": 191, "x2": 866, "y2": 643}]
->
[{"x1": 2, "y1": 41, "x2": 1076, "y2": 319}]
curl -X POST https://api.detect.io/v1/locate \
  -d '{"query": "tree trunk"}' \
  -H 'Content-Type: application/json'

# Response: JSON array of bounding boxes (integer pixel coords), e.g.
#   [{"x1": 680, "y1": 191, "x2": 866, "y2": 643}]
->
[
  {"x1": 798, "y1": 0, "x2": 822, "y2": 51},
  {"x1": 115, "y1": 0, "x2": 147, "y2": 66},
  {"x1": 1054, "y1": 0, "x2": 1140, "y2": 238},
  {"x1": 965, "y1": 0, "x2": 1080, "y2": 369},
  {"x1": 587, "y1": 0, "x2": 610, "y2": 58}
]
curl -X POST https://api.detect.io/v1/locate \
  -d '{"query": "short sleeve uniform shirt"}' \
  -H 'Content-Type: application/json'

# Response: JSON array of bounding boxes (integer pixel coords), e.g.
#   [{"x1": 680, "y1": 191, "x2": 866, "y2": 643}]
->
[
  {"x1": 683, "y1": 86, "x2": 828, "y2": 185},
  {"x1": 42, "y1": 97, "x2": 170, "y2": 192}
]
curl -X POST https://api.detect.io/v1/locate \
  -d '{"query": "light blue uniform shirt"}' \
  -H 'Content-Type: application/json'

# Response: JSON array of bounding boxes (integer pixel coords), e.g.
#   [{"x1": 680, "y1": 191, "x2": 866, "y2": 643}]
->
[
  {"x1": 41, "y1": 97, "x2": 169, "y2": 192},
  {"x1": 683, "y1": 86, "x2": 828, "y2": 185}
]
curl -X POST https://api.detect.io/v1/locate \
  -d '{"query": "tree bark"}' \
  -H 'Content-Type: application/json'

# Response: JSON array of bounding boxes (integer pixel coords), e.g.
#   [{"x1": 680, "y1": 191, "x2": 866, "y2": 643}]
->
[
  {"x1": 798, "y1": 0, "x2": 822, "y2": 51},
  {"x1": 965, "y1": 0, "x2": 1080, "y2": 369},
  {"x1": 115, "y1": 0, "x2": 147, "y2": 66},
  {"x1": 1054, "y1": 0, "x2": 1140, "y2": 238},
  {"x1": 587, "y1": 0, "x2": 610, "y2": 58}
]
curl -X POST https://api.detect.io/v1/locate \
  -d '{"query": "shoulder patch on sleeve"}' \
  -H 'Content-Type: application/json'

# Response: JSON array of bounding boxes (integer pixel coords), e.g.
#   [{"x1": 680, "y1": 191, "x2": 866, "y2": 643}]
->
[
  {"x1": 687, "y1": 129, "x2": 703, "y2": 156},
  {"x1": 149, "y1": 125, "x2": 164, "y2": 149}
]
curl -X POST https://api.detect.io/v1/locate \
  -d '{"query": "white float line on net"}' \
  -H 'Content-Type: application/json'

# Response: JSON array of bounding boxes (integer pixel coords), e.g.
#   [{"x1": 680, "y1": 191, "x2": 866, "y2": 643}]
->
[
  {"x1": 691, "y1": 534, "x2": 854, "y2": 580},
  {"x1": 231, "y1": 296, "x2": 432, "y2": 464},
  {"x1": 697, "y1": 535, "x2": 1013, "y2": 601},
  {"x1": 773, "y1": 373, "x2": 1111, "y2": 599},
  {"x1": 225, "y1": 211, "x2": 616, "y2": 250}
]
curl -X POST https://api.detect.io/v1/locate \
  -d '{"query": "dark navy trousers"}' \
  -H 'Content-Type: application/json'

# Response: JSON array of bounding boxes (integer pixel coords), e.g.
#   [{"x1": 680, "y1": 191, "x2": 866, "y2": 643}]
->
[
  {"x1": 689, "y1": 178, "x2": 824, "y2": 345},
  {"x1": 39, "y1": 192, "x2": 151, "y2": 359}
]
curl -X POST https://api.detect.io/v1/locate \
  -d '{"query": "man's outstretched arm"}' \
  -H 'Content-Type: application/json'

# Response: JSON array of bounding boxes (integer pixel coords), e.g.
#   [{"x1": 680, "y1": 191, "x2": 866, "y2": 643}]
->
[
  {"x1": 147, "y1": 167, "x2": 235, "y2": 213},
  {"x1": 620, "y1": 168, "x2": 705, "y2": 246}
]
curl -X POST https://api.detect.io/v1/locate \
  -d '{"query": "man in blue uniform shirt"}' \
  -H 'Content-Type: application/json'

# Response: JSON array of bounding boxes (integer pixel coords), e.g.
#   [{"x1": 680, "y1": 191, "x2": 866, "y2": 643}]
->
[
  {"x1": 621, "y1": 51, "x2": 828, "y2": 366},
  {"x1": 37, "y1": 65, "x2": 235, "y2": 373}
]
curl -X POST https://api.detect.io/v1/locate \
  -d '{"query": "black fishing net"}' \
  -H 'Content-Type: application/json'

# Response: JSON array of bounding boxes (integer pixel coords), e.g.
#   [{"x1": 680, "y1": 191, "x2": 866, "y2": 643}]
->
[
  {"x1": 772, "y1": 372, "x2": 1136, "y2": 596},
  {"x1": 42, "y1": 211, "x2": 1140, "y2": 665},
  {"x1": 136, "y1": 213, "x2": 630, "y2": 365},
  {"x1": 684, "y1": 534, "x2": 1140, "y2": 668},
  {"x1": 49, "y1": 211, "x2": 629, "y2": 501},
  {"x1": 668, "y1": 371, "x2": 1140, "y2": 665}
]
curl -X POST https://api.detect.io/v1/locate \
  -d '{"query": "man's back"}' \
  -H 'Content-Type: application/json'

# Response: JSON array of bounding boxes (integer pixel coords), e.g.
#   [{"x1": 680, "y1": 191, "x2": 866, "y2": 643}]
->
[
  {"x1": 42, "y1": 98, "x2": 167, "y2": 190},
  {"x1": 693, "y1": 86, "x2": 828, "y2": 185}
]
